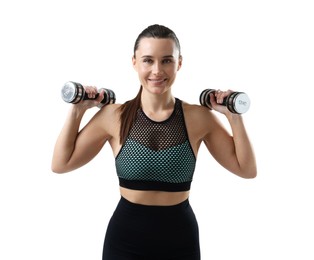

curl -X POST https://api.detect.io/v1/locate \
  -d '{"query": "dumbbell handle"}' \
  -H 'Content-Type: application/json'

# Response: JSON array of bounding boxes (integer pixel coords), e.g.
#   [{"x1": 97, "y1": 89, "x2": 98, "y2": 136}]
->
[
  {"x1": 61, "y1": 81, "x2": 116, "y2": 108},
  {"x1": 200, "y1": 89, "x2": 250, "y2": 114}
]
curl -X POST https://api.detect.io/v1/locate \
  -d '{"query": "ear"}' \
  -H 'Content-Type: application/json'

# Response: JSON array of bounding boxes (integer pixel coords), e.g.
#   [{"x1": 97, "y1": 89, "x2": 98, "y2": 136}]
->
[
  {"x1": 177, "y1": 55, "x2": 183, "y2": 71},
  {"x1": 132, "y1": 56, "x2": 137, "y2": 71}
]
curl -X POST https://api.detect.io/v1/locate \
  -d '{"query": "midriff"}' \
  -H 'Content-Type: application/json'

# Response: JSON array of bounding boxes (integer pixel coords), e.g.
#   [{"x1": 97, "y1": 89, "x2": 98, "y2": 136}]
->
[{"x1": 120, "y1": 187, "x2": 190, "y2": 206}]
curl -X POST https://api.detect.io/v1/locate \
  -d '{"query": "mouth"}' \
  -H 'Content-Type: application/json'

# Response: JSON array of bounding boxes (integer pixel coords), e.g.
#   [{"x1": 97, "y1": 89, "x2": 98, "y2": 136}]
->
[{"x1": 148, "y1": 78, "x2": 167, "y2": 84}]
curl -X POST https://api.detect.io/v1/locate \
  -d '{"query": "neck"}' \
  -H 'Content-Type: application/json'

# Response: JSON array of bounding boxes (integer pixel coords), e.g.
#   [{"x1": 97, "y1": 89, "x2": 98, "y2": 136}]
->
[
  {"x1": 141, "y1": 91, "x2": 175, "y2": 113},
  {"x1": 140, "y1": 91, "x2": 175, "y2": 122}
]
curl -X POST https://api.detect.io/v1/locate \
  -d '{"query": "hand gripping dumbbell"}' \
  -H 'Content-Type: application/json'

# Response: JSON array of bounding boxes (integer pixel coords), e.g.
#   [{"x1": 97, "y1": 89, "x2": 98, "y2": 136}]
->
[
  {"x1": 61, "y1": 81, "x2": 116, "y2": 108},
  {"x1": 199, "y1": 89, "x2": 250, "y2": 114}
]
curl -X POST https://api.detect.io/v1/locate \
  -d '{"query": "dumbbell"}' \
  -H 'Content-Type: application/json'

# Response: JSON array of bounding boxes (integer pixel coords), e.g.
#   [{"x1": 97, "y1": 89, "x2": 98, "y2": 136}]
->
[
  {"x1": 61, "y1": 81, "x2": 116, "y2": 108},
  {"x1": 200, "y1": 89, "x2": 250, "y2": 114}
]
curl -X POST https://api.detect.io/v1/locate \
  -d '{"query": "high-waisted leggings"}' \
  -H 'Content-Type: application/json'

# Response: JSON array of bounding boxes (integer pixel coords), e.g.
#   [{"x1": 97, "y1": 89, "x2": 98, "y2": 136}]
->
[{"x1": 102, "y1": 196, "x2": 200, "y2": 260}]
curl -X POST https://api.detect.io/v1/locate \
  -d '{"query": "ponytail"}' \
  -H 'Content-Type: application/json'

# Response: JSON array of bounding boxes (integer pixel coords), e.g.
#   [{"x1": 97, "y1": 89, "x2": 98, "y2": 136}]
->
[{"x1": 118, "y1": 86, "x2": 142, "y2": 144}]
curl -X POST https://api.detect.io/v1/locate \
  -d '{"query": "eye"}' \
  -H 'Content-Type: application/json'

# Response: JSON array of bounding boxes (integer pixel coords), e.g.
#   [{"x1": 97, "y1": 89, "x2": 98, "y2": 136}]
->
[
  {"x1": 162, "y1": 58, "x2": 173, "y2": 64},
  {"x1": 143, "y1": 58, "x2": 153, "y2": 64}
]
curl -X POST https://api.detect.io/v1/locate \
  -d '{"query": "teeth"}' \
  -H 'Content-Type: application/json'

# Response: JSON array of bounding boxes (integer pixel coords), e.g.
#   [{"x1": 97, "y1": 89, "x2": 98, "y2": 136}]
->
[{"x1": 150, "y1": 79, "x2": 164, "y2": 82}]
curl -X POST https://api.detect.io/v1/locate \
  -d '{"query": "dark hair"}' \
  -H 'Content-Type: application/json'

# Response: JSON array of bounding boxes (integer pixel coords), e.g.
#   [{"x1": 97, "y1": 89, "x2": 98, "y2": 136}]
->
[
  {"x1": 118, "y1": 24, "x2": 181, "y2": 144},
  {"x1": 133, "y1": 24, "x2": 181, "y2": 57}
]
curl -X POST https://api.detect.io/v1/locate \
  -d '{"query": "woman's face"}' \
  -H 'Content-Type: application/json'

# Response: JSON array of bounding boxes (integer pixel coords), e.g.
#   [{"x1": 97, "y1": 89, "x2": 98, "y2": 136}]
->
[{"x1": 132, "y1": 37, "x2": 182, "y2": 95}]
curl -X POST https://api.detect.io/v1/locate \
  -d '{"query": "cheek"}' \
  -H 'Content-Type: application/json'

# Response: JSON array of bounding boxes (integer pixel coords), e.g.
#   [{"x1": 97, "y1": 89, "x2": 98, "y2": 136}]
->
[
  {"x1": 137, "y1": 65, "x2": 150, "y2": 75},
  {"x1": 167, "y1": 66, "x2": 178, "y2": 75}
]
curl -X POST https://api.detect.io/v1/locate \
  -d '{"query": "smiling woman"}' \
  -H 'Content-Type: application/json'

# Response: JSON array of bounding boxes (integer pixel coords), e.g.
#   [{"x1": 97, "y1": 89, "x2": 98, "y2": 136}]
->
[
  {"x1": 51, "y1": 24, "x2": 256, "y2": 260},
  {"x1": 133, "y1": 38, "x2": 182, "y2": 95}
]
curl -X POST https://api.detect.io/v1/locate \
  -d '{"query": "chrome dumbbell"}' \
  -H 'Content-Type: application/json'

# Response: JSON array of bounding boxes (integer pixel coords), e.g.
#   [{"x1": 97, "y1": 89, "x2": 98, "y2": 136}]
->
[
  {"x1": 61, "y1": 81, "x2": 116, "y2": 108},
  {"x1": 200, "y1": 89, "x2": 250, "y2": 114}
]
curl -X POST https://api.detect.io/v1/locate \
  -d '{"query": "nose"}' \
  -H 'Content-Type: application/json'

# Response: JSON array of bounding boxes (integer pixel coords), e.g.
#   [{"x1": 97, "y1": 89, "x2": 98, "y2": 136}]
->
[{"x1": 152, "y1": 61, "x2": 162, "y2": 75}]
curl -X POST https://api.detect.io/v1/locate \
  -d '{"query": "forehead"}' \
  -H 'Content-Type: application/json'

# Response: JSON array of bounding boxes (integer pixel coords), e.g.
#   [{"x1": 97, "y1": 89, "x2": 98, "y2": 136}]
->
[{"x1": 136, "y1": 38, "x2": 179, "y2": 57}]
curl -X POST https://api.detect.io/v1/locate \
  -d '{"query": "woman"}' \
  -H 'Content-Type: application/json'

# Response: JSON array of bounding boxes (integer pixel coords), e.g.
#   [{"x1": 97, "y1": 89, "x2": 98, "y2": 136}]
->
[{"x1": 52, "y1": 24, "x2": 257, "y2": 260}]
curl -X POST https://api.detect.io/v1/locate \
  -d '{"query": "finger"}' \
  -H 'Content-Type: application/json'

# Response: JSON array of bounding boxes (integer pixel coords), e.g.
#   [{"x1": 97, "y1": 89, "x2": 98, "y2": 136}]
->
[
  {"x1": 215, "y1": 89, "x2": 221, "y2": 97},
  {"x1": 84, "y1": 86, "x2": 98, "y2": 99},
  {"x1": 215, "y1": 89, "x2": 225, "y2": 104},
  {"x1": 209, "y1": 92, "x2": 217, "y2": 107},
  {"x1": 96, "y1": 89, "x2": 105, "y2": 102}
]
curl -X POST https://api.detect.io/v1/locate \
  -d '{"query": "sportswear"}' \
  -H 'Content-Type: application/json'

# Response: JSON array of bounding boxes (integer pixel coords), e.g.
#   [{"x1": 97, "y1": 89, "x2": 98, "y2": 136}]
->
[{"x1": 115, "y1": 98, "x2": 196, "y2": 192}]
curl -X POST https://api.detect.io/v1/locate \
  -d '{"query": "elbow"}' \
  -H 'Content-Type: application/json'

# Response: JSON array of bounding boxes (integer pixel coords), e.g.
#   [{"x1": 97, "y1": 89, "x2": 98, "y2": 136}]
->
[
  {"x1": 231, "y1": 170, "x2": 257, "y2": 179},
  {"x1": 244, "y1": 172, "x2": 257, "y2": 179},
  {"x1": 233, "y1": 164, "x2": 257, "y2": 179},
  {"x1": 241, "y1": 167, "x2": 257, "y2": 179},
  {"x1": 51, "y1": 157, "x2": 73, "y2": 174},
  {"x1": 51, "y1": 167, "x2": 65, "y2": 174},
  {"x1": 51, "y1": 163, "x2": 67, "y2": 174},
  {"x1": 51, "y1": 161, "x2": 76, "y2": 174}
]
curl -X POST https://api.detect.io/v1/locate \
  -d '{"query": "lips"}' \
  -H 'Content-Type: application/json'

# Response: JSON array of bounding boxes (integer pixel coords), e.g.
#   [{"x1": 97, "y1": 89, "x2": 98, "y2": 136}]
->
[{"x1": 148, "y1": 78, "x2": 166, "y2": 83}]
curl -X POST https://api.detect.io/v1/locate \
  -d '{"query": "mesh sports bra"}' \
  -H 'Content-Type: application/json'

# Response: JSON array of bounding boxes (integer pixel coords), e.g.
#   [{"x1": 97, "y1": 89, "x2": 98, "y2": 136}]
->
[{"x1": 115, "y1": 98, "x2": 196, "y2": 192}]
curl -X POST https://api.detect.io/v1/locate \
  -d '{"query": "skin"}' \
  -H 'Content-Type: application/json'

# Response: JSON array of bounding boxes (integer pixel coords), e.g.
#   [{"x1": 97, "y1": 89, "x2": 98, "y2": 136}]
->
[{"x1": 51, "y1": 38, "x2": 257, "y2": 206}]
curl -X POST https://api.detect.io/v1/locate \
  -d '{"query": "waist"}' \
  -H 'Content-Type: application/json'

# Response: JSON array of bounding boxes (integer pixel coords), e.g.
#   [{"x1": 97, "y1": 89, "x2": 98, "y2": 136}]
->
[{"x1": 120, "y1": 187, "x2": 190, "y2": 206}]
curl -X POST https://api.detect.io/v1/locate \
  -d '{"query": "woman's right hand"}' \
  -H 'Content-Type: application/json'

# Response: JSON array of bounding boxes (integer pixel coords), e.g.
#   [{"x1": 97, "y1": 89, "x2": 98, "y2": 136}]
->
[{"x1": 75, "y1": 86, "x2": 105, "y2": 110}]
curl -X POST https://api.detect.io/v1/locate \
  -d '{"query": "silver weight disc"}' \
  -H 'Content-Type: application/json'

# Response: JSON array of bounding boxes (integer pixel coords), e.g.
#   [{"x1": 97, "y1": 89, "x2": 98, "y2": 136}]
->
[
  {"x1": 61, "y1": 81, "x2": 84, "y2": 103},
  {"x1": 61, "y1": 81, "x2": 77, "y2": 103},
  {"x1": 233, "y1": 92, "x2": 251, "y2": 114}
]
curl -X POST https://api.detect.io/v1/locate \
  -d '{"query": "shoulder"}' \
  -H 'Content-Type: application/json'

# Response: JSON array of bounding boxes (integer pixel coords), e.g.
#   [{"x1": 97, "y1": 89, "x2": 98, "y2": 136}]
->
[
  {"x1": 90, "y1": 103, "x2": 122, "y2": 129},
  {"x1": 181, "y1": 100, "x2": 214, "y2": 121},
  {"x1": 83, "y1": 103, "x2": 122, "y2": 142},
  {"x1": 180, "y1": 100, "x2": 222, "y2": 135},
  {"x1": 96, "y1": 103, "x2": 122, "y2": 119}
]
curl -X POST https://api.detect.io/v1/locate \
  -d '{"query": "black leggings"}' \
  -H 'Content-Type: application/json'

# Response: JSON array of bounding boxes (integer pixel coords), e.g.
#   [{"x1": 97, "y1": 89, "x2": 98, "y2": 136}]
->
[{"x1": 103, "y1": 196, "x2": 200, "y2": 260}]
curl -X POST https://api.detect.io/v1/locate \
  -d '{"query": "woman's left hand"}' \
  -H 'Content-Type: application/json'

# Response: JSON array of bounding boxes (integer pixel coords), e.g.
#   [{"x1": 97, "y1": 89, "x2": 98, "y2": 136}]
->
[{"x1": 209, "y1": 89, "x2": 233, "y2": 115}]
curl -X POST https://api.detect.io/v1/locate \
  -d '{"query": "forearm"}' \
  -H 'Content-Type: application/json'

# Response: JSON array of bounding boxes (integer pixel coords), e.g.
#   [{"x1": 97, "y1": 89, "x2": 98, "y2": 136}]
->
[
  {"x1": 227, "y1": 114, "x2": 257, "y2": 178},
  {"x1": 51, "y1": 106, "x2": 87, "y2": 173}
]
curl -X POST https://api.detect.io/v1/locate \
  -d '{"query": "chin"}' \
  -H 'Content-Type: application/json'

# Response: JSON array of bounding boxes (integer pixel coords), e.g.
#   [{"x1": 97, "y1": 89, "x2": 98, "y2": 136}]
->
[{"x1": 151, "y1": 87, "x2": 170, "y2": 95}]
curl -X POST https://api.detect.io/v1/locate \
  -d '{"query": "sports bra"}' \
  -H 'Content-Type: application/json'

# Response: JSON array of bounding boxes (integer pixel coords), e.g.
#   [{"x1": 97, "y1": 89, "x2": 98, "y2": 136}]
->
[{"x1": 115, "y1": 98, "x2": 196, "y2": 192}]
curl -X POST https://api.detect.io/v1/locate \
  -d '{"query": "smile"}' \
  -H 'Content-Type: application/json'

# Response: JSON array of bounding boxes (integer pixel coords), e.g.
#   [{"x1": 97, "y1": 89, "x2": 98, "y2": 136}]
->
[{"x1": 149, "y1": 78, "x2": 166, "y2": 83}]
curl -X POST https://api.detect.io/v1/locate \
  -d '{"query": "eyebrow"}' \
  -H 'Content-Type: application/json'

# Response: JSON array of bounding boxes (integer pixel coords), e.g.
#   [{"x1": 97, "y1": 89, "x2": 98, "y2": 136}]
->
[{"x1": 140, "y1": 55, "x2": 174, "y2": 59}]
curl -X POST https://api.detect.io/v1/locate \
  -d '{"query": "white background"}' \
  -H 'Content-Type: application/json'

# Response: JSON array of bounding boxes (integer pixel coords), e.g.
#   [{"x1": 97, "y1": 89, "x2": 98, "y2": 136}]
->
[{"x1": 1, "y1": 0, "x2": 313, "y2": 259}]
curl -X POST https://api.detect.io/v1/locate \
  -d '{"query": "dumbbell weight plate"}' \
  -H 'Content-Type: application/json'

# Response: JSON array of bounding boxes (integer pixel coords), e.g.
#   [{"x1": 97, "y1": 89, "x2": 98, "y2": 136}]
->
[
  {"x1": 61, "y1": 81, "x2": 84, "y2": 104},
  {"x1": 227, "y1": 92, "x2": 250, "y2": 114}
]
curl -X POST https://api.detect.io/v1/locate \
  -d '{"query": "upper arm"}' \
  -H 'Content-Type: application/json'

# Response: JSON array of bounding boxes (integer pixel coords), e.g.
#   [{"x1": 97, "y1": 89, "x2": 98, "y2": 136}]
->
[
  {"x1": 202, "y1": 111, "x2": 240, "y2": 174},
  {"x1": 184, "y1": 102, "x2": 256, "y2": 178},
  {"x1": 66, "y1": 105, "x2": 119, "y2": 171},
  {"x1": 185, "y1": 104, "x2": 239, "y2": 173}
]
